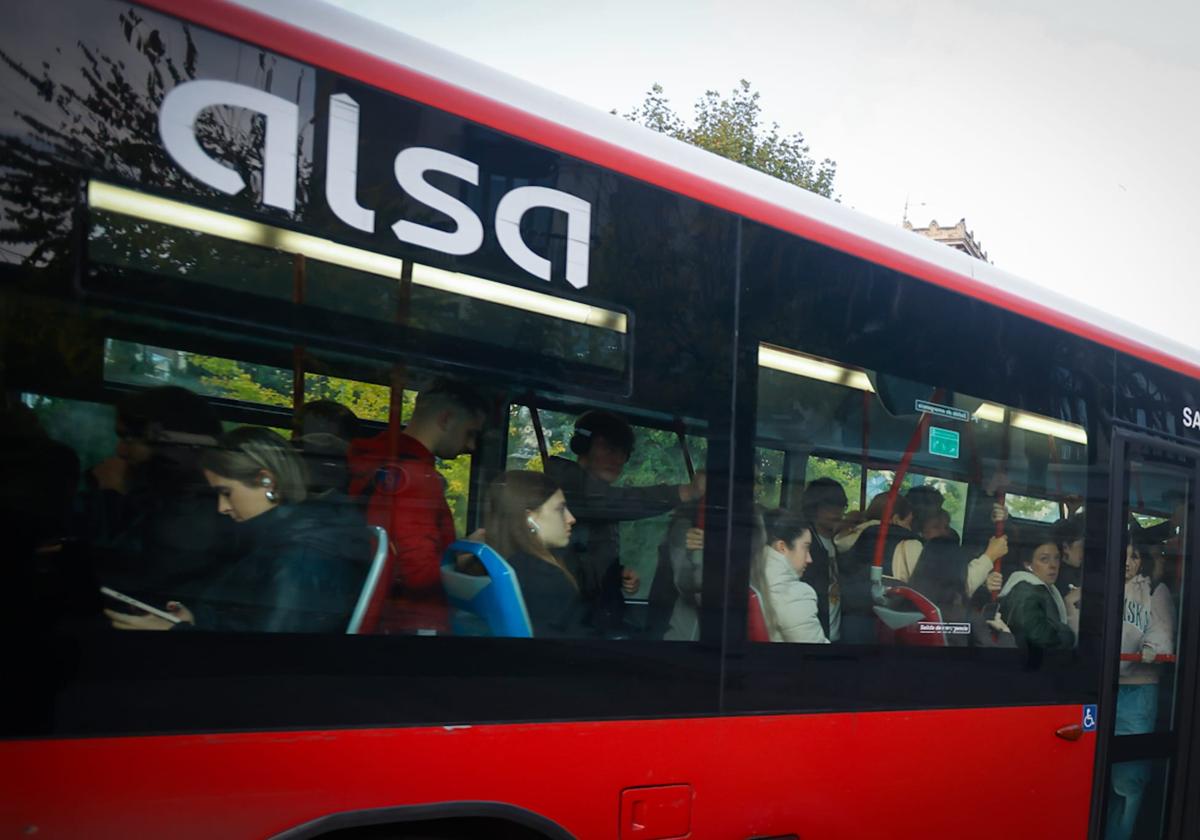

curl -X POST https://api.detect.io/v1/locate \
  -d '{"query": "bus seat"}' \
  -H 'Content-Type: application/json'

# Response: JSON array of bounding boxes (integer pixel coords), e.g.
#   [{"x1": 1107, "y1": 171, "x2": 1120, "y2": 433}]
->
[
  {"x1": 347, "y1": 526, "x2": 389, "y2": 634},
  {"x1": 747, "y1": 585, "x2": 770, "y2": 642},
  {"x1": 875, "y1": 585, "x2": 946, "y2": 647},
  {"x1": 441, "y1": 540, "x2": 533, "y2": 638}
]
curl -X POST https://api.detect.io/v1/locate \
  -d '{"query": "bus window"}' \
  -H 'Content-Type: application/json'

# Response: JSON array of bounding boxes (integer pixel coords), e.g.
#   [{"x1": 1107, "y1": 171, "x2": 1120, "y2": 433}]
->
[
  {"x1": 504, "y1": 403, "x2": 707, "y2": 631},
  {"x1": 1004, "y1": 492, "x2": 1063, "y2": 524},
  {"x1": 754, "y1": 341, "x2": 1088, "y2": 649},
  {"x1": 806, "y1": 456, "x2": 862, "y2": 513},
  {"x1": 755, "y1": 446, "x2": 786, "y2": 507}
]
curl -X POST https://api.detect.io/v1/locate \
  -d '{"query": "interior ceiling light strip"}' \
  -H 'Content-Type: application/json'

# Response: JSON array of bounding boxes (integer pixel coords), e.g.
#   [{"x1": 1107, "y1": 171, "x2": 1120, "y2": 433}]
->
[
  {"x1": 760, "y1": 344, "x2": 1087, "y2": 444},
  {"x1": 87, "y1": 181, "x2": 627, "y2": 334},
  {"x1": 758, "y1": 343, "x2": 874, "y2": 392}
]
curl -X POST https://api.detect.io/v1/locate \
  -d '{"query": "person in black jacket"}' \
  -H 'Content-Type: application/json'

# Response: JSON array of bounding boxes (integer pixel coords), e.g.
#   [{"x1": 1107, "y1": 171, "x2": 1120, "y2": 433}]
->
[
  {"x1": 799, "y1": 477, "x2": 849, "y2": 641},
  {"x1": 105, "y1": 427, "x2": 370, "y2": 633},
  {"x1": 544, "y1": 410, "x2": 705, "y2": 634},
  {"x1": 84, "y1": 386, "x2": 233, "y2": 606},
  {"x1": 484, "y1": 470, "x2": 587, "y2": 638}
]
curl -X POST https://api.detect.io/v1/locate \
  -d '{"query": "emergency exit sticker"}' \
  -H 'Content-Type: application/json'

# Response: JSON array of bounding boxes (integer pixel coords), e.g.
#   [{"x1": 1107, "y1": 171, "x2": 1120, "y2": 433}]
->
[{"x1": 929, "y1": 426, "x2": 960, "y2": 459}]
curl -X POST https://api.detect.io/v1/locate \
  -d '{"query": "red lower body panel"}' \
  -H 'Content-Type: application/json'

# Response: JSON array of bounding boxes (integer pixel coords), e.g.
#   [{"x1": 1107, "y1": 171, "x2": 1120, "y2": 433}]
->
[{"x1": 0, "y1": 705, "x2": 1094, "y2": 839}]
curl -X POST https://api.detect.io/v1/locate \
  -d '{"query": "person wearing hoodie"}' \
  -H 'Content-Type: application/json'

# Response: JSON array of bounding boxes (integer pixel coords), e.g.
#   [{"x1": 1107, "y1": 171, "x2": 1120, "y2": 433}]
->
[
  {"x1": 1107, "y1": 540, "x2": 1176, "y2": 840},
  {"x1": 752, "y1": 507, "x2": 829, "y2": 645},
  {"x1": 996, "y1": 529, "x2": 1080, "y2": 651},
  {"x1": 105, "y1": 427, "x2": 370, "y2": 633}
]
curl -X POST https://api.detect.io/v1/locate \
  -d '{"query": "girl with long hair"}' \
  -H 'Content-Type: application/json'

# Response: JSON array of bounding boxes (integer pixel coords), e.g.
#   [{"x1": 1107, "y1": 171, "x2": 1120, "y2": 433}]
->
[{"x1": 484, "y1": 470, "x2": 585, "y2": 637}]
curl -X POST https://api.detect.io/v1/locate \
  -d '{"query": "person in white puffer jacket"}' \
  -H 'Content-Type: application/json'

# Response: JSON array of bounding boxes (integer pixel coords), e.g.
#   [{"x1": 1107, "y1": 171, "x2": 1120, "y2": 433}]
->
[
  {"x1": 752, "y1": 507, "x2": 829, "y2": 645},
  {"x1": 1107, "y1": 540, "x2": 1176, "y2": 840}
]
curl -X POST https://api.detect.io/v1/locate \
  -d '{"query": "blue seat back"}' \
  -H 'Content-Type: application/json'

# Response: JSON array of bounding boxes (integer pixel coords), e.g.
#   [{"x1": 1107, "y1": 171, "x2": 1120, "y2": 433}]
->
[{"x1": 441, "y1": 540, "x2": 533, "y2": 638}]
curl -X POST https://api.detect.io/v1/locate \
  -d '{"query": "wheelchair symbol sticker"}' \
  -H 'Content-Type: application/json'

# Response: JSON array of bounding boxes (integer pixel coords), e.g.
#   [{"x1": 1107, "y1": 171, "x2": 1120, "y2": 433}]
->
[{"x1": 1082, "y1": 704, "x2": 1098, "y2": 731}]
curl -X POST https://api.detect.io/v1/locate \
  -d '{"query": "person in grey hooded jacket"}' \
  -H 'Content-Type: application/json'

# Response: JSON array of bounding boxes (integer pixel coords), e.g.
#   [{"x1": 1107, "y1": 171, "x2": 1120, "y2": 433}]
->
[{"x1": 753, "y1": 507, "x2": 829, "y2": 645}]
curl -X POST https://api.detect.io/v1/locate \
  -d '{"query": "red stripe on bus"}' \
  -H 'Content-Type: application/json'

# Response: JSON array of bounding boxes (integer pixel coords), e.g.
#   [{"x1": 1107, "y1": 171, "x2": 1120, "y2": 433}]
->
[{"x1": 140, "y1": 0, "x2": 1200, "y2": 382}]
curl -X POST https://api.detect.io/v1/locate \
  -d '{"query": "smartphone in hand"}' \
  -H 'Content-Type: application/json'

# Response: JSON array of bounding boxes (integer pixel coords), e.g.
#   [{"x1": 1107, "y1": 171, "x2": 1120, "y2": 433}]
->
[{"x1": 100, "y1": 586, "x2": 182, "y2": 624}]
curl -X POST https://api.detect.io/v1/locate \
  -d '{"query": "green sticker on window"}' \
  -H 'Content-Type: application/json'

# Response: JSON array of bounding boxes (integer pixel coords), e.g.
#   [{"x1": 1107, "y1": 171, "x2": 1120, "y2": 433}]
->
[{"x1": 929, "y1": 426, "x2": 960, "y2": 459}]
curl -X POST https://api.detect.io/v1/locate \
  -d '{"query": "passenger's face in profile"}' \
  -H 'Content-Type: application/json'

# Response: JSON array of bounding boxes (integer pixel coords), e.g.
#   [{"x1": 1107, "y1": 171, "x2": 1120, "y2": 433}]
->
[
  {"x1": 436, "y1": 411, "x2": 484, "y2": 459},
  {"x1": 1124, "y1": 544, "x2": 1143, "y2": 581},
  {"x1": 583, "y1": 436, "x2": 629, "y2": 484},
  {"x1": 813, "y1": 502, "x2": 846, "y2": 537},
  {"x1": 778, "y1": 531, "x2": 813, "y2": 577},
  {"x1": 203, "y1": 469, "x2": 276, "y2": 523},
  {"x1": 1064, "y1": 539, "x2": 1085, "y2": 568},
  {"x1": 530, "y1": 490, "x2": 575, "y2": 549},
  {"x1": 1027, "y1": 542, "x2": 1061, "y2": 585},
  {"x1": 114, "y1": 422, "x2": 153, "y2": 465}
]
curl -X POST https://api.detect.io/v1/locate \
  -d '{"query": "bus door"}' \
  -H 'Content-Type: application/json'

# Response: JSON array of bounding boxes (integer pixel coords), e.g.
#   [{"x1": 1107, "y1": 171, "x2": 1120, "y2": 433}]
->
[{"x1": 1096, "y1": 431, "x2": 1200, "y2": 839}]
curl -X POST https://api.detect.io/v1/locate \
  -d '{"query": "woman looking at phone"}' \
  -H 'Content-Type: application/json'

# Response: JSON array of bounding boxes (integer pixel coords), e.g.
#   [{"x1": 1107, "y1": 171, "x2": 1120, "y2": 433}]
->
[{"x1": 105, "y1": 426, "x2": 369, "y2": 633}]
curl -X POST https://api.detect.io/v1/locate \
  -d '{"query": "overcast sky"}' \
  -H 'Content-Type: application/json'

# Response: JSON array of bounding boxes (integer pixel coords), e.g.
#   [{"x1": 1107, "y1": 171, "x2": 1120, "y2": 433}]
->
[{"x1": 328, "y1": 0, "x2": 1200, "y2": 349}]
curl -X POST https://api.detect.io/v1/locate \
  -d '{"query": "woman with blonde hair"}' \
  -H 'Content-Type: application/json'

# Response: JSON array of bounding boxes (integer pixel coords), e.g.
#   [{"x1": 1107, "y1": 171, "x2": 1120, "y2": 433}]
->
[
  {"x1": 484, "y1": 470, "x2": 586, "y2": 637},
  {"x1": 106, "y1": 426, "x2": 370, "y2": 633}
]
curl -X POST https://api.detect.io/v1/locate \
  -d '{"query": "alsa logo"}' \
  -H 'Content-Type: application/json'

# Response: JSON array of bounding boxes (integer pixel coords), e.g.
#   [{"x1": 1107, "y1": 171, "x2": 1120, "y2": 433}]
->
[
  {"x1": 158, "y1": 80, "x2": 591, "y2": 288},
  {"x1": 1183, "y1": 407, "x2": 1200, "y2": 429}
]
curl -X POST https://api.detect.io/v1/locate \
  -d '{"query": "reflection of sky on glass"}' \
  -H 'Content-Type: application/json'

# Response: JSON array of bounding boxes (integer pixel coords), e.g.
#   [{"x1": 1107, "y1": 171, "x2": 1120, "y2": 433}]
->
[{"x1": 324, "y1": 0, "x2": 1200, "y2": 353}]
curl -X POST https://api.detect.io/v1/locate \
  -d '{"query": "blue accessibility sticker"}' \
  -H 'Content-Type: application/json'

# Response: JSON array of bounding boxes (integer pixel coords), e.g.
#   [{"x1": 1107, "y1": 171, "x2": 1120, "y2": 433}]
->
[{"x1": 1082, "y1": 704, "x2": 1098, "y2": 731}]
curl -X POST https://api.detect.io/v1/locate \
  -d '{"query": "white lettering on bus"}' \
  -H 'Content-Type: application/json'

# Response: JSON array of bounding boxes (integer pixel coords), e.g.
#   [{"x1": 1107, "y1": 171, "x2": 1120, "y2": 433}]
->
[
  {"x1": 157, "y1": 81, "x2": 592, "y2": 288},
  {"x1": 325, "y1": 93, "x2": 375, "y2": 232},
  {"x1": 1184, "y1": 407, "x2": 1200, "y2": 429},
  {"x1": 391, "y1": 146, "x2": 484, "y2": 255},
  {"x1": 496, "y1": 186, "x2": 591, "y2": 289},
  {"x1": 159, "y1": 80, "x2": 299, "y2": 213}
]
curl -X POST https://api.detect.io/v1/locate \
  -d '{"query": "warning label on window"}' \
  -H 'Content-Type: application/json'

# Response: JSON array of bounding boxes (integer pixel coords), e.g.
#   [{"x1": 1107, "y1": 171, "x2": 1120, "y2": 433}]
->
[{"x1": 918, "y1": 621, "x2": 971, "y2": 635}]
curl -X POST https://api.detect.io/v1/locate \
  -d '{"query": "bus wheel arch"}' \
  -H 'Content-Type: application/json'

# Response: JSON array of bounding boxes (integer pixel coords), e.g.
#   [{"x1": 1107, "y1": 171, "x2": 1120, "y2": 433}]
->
[{"x1": 273, "y1": 802, "x2": 575, "y2": 840}]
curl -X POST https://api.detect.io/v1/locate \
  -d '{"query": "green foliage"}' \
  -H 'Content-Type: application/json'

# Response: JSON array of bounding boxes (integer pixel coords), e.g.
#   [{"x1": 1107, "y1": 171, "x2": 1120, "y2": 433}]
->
[
  {"x1": 1006, "y1": 493, "x2": 1061, "y2": 523},
  {"x1": 806, "y1": 456, "x2": 863, "y2": 511},
  {"x1": 623, "y1": 80, "x2": 837, "y2": 198}
]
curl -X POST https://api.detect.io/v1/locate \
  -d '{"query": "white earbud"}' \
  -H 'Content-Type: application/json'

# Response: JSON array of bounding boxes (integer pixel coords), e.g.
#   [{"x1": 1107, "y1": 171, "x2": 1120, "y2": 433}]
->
[{"x1": 527, "y1": 516, "x2": 540, "y2": 534}]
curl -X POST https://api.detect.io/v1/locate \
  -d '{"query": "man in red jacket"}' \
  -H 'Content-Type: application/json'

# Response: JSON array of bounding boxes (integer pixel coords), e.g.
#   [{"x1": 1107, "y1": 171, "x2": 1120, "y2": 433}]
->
[{"x1": 348, "y1": 380, "x2": 487, "y2": 634}]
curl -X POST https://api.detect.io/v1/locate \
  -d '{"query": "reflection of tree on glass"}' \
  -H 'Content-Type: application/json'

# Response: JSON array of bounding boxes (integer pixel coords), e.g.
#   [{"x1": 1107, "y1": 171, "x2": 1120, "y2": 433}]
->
[{"x1": 1, "y1": 5, "x2": 314, "y2": 270}]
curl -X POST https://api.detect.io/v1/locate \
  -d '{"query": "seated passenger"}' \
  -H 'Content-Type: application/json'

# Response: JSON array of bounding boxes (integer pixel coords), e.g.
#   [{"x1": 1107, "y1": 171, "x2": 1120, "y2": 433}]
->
[
  {"x1": 82, "y1": 386, "x2": 232, "y2": 605},
  {"x1": 545, "y1": 410, "x2": 704, "y2": 635},
  {"x1": 752, "y1": 507, "x2": 829, "y2": 644},
  {"x1": 105, "y1": 427, "x2": 371, "y2": 633},
  {"x1": 293, "y1": 399, "x2": 362, "y2": 497},
  {"x1": 484, "y1": 470, "x2": 587, "y2": 638},
  {"x1": 996, "y1": 528, "x2": 1079, "y2": 651}
]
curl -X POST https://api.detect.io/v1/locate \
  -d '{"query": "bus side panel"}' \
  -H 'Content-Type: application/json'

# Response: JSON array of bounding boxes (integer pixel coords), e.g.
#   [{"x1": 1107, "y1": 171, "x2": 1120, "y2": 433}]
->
[{"x1": 1, "y1": 706, "x2": 1093, "y2": 839}]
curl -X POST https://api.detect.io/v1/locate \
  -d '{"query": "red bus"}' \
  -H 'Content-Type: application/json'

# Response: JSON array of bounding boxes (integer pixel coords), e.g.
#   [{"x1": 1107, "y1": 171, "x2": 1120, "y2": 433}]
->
[{"x1": 3, "y1": 1, "x2": 1199, "y2": 837}]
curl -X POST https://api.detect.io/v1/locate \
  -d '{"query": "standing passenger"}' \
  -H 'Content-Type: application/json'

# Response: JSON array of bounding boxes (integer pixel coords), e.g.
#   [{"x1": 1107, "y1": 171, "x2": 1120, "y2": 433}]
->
[
  {"x1": 1107, "y1": 541, "x2": 1175, "y2": 840},
  {"x1": 546, "y1": 410, "x2": 704, "y2": 635},
  {"x1": 348, "y1": 379, "x2": 487, "y2": 634},
  {"x1": 997, "y1": 529, "x2": 1080, "y2": 651},
  {"x1": 799, "y1": 478, "x2": 848, "y2": 641}
]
